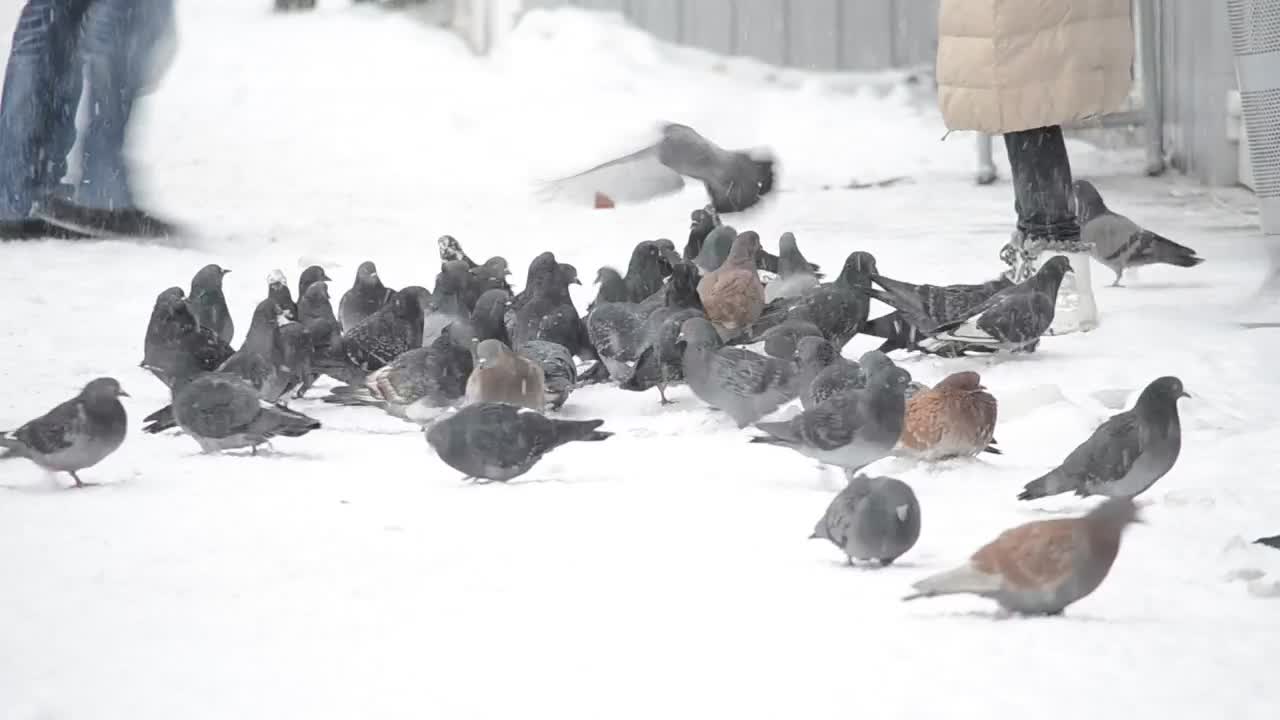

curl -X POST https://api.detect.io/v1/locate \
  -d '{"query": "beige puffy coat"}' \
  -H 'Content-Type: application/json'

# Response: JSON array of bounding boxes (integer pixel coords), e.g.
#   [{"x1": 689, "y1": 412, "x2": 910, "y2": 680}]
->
[{"x1": 936, "y1": 0, "x2": 1135, "y2": 134}]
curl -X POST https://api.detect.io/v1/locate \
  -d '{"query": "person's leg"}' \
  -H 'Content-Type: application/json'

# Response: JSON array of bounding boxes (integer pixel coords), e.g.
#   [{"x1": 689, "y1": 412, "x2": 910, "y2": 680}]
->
[
  {"x1": 1001, "y1": 125, "x2": 1098, "y2": 333},
  {"x1": 39, "y1": 0, "x2": 179, "y2": 237},
  {"x1": 0, "y1": 0, "x2": 91, "y2": 233}
]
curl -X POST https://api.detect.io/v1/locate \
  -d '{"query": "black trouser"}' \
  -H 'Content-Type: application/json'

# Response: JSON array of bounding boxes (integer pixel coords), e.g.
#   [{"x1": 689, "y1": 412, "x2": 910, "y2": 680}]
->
[{"x1": 1003, "y1": 125, "x2": 1080, "y2": 245}]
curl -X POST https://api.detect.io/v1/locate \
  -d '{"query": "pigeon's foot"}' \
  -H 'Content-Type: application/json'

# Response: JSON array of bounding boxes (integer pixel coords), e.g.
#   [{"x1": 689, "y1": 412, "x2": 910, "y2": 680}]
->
[{"x1": 67, "y1": 472, "x2": 98, "y2": 489}]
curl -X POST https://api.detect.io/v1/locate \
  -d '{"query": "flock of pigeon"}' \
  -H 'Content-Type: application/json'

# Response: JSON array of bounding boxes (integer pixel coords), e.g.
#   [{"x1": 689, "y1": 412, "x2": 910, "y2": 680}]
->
[{"x1": 0, "y1": 174, "x2": 1257, "y2": 618}]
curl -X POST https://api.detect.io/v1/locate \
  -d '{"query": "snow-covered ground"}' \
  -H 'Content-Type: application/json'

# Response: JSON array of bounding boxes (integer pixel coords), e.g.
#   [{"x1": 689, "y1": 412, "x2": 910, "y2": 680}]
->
[{"x1": 2, "y1": 2, "x2": 1279, "y2": 718}]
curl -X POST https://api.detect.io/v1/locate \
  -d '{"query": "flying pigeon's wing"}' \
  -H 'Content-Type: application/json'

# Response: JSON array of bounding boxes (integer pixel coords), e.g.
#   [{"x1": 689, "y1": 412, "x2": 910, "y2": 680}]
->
[{"x1": 537, "y1": 141, "x2": 685, "y2": 206}]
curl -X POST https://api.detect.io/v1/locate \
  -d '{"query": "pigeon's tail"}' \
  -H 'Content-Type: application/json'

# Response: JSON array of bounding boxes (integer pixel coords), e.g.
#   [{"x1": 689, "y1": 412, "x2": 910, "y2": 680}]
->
[
  {"x1": 1255, "y1": 534, "x2": 1280, "y2": 550},
  {"x1": 860, "y1": 286, "x2": 941, "y2": 335},
  {"x1": 902, "y1": 563, "x2": 1002, "y2": 602},
  {"x1": 982, "y1": 443, "x2": 1002, "y2": 455},
  {"x1": 553, "y1": 418, "x2": 613, "y2": 444},
  {"x1": 0, "y1": 433, "x2": 25, "y2": 459},
  {"x1": 257, "y1": 404, "x2": 322, "y2": 438},
  {"x1": 1132, "y1": 231, "x2": 1204, "y2": 268},
  {"x1": 748, "y1": 420, "x2": 800, "y2": 445},
  {"x1": 863, "y1": 311, "x2": 923, "y2": 353},
  {"x1": 311, "y1": 355, "x2": 369, "y2": 387},
  {"x1": 142, "y1": 405, "x2": 177, "y2": 434},
  {"x1": 1017, "y1": 468, "x2": 1076, "y2": 501},
  {"x1": 577, "y1": 361, "x2": 611, "y2": 386},
  {"x1": 322, "y1": 385, "x2": 386, "y2": 410}
]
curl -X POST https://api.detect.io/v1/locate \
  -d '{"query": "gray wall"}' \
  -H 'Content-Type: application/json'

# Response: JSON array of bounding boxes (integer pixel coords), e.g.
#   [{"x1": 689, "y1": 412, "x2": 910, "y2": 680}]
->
[
  {"x1": 519, "y1": 0, "x2": 1244, "y2": 187},
  {"x1": 521, "y1": 0, "x2": 938, "y2": 70}
]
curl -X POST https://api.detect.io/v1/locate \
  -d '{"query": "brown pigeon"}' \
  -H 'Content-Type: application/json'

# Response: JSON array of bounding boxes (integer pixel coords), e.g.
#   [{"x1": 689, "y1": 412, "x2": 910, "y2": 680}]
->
[
  {"x1": 697, "y1": 230, "x2": 765, "y2": 340},
  {"x1": 903, "y1": 498, "x2": 1142, "y2": 615},
  {"x1": 898, "y1": 371, "x2": 998, "y2": 460},
  {"x1": 464, "y1": 339, "x2": 546, "y2": 411}
]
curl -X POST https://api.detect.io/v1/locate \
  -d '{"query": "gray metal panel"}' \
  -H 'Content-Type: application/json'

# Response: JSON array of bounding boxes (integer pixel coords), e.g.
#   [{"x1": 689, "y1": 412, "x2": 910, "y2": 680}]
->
[
  {"x1": 681, "y1": 0, "x2": 735, "y2": 56},
  {"x1": 630, "y1": 0, "x2": 682, "y2": 44},
  {"x1": 892, "y1": 0, "x2": 939, "y2": 67},
  {"x1": 574, "y1": 0, "x2": 629, "y2": 12},
  {"x1": 787, "y1": 0, "x2": 840, "y2": 70},
  {"x1": 1158, "y1": 0, "x2": 1239, "y2": 186},
  {"x1": 839, "y1": 1, "x2": 894, "y2": 70},
  {"x1": 733, "y1": 0, "x2": 788, "y2": 66}
]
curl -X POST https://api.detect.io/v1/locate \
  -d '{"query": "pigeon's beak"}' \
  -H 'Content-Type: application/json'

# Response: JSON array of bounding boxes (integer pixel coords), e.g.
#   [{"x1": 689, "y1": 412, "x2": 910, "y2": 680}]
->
[
  {"x1": 322, "y1": 272, "x2": 333, "y2": 281},
  {"x1": 1180, "y1": 390, "x2": 1192, "y2": 399},
  {"x1": 570, "y1": 278, "x2": 581, "y2": 286},
  {"x1": 118, "y1": 388, "x2": 131, "y2": 398},
  {"x1": 221, "y1": 268, "x2": 232, "y2": 276},
  {"x1": 808, "y1": 532, "x2": 820, "y2": 540}
]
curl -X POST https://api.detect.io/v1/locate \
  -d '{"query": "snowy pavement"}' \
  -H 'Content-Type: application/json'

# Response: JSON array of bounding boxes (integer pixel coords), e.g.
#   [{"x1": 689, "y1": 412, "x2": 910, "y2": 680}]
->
[{"x1": 2, "y1": 2, "x2": 1279, "y2": 718}]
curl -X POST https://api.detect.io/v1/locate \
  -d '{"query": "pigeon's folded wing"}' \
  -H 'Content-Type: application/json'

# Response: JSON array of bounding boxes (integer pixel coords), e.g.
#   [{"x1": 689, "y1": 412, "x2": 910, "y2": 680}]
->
[
  {"x1": 800, "y1": 395, "x2": 861, "y2": 450},
  {"x1": 538, "y1": 142, "x2": 685, "y2": 205},
  {"x1": 11, "y1": 400, "x2": 81, "y2": 454},
  {"x1": 712, "y1": 349, "x2": 788, "y2": 397},
  {"x1": 1061, "y1": 413, "x2": 1141, "y2": 485}
]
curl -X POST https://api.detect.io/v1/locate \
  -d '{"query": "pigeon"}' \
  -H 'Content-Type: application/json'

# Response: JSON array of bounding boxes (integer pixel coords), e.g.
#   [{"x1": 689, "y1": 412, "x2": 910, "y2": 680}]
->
[
  {"x1": 166, "y1": 372, "x2": 321, "y2": 454},
  {"x1": 860, "y1": 272, "x2": 1014, "y2": 353},
  {"x1": 749, "y1": 362, "x2": 911, "y2": 471},
  {"x1": 765, "y1": 232, "x2": 821, "y2": 302},
  {"x1": 811, "y1": 475, "x2": 921, "y2": 566},
  {"x1": 683, "y1": 205, "x2": 719, "y2": 261},
  {"x1": 426, "y1": 402, "x2": 613, "y2": 483},
  {"x1": 276, "y1": 317, "x2": 314, "y2": 399},
  {"x1": 189, "y1": 263, "x2": 234, "y2": 344},
  {"x1": 508, "y1": 252, "x2": 592, "y2": 360},
  {"x1": 618, "y1": 262, "x2": 706, "y2": 403},
  {"x1": 438, "y1": 234, "x2": 478, "y2": 269},
  {"x1": 218, "y1": 297, "x2": 296, "y2": 402},
  {"x1": 141, "y1": 287, "x2": 235, "y2": 388},
  {"x1": 589, "y1": 267, "x2": 629, "y2": 312},
  {"x1": 541, "y1": 122, "x2": 775, "y2": 214},
  {"x1": 519, "y1": 340, "x2": 577, "y2": 410},
  {"x1": 1255, "y1": 535, "x2": 1280, "y2": 550},
  {"x1": 422, "y1": 261, "x2": 474, "y2": 347},
  {"x1": 747, "y1": 251, "x2": 877, "y2": 350},
  {"x1": 910, "y1": 256, "x2": 1075, "y2": 353},
  {"x1": 585, "y1": 288, "x2": 658, "y2": 382},
  {"x1": 1074, "y1": 180, "x2": 1204, "y2": 286},
  {"x1": 339, "y1": 260, "x2": 395, "y2": 333},
  {"x1": 899, "y1": 371, "x2": 999, "y2": 460},
  {"x1": 1018, "y1": 376, "x2": 1188, "y2": 501},
  {"x1": 298, "y1": 265, "x2": 332, "y2": 296},
  {"x1": 653, "y1": 238, "x2": 682, "y2": 276},
  {"x1": 298, "y1": 280, "x2": 342, "y2": 359},
  {"x1": 315, "y1": 289, "x2": 426, "y2": 385},
  {"x1": 471, "y1": 287, "x2": 513, "y2": 345},
  {"x1": 462, "y1": 256, "x2": 513, "y2": 313},
  {"x1": 903, "y1": 498, "x2": 1142, "y2": 615},
  {"x1": 623, "y1": 240, "x2": 675, "y2": 303},
  {"x1": 693, "y1": 225, "x2": 737, "y2": 273},
  {"x1": 465, "y1": 339, "x2": 546, "y2": 411},
  {"x1": 677, "y1": 316, "x2": 800, "y2": 427},
  {"x1": 0, "y1": 377, "x2": 128, "y2": 487},
  {"x1": 759, "y1": 319, "x2": 824, "y2": 359},
  {"x1": 323, "y1": 327, "x2": 473, "y2": 423},
  {"x1": 698, "y1": 231, "x2": 766, "y2": 340},
  {"x1": 796, "y1": 339, "x2": 881, "y2": 411},
  {"x1": 266, "y1": 269, "x2": 298, "y2": 318}
]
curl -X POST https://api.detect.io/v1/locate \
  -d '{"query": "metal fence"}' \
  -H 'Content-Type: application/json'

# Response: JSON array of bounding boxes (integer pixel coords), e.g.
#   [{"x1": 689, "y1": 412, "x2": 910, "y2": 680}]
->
[{"x1": 520, "y1": 0, "x2": 938, "y2": 71}]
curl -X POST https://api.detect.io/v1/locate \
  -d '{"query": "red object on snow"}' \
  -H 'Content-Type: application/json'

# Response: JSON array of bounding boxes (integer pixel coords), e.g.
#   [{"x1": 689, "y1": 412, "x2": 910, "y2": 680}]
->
[{"x1": 594, "y1": 192, "x2": 615, "y2": 209}]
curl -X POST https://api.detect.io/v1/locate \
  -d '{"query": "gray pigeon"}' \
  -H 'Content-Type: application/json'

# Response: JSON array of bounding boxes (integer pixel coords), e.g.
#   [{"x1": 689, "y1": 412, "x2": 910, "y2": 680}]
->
[
  {"x1": 794, "y1": 338, "x2": 870, "y2": 411},
  {"x1": 1018, "y1": 376, "x2": 1188, "y2": 501},
  {"x1": 423, "y1": 261, "x2": 474, "y2": 348},
  {"x1": 339, "y1": 260, "x2": 396, "y2": 333},
  {"x1": 683, "y1": 205, "x2": 720, "y2": 261},
  {"x1": 276, "y1": 317, "x2": 315, "y2": 399},
  {"x1": 465, "y1": 339, "x2": 546, "y2": 410},
  {"x1": 508, "y1": 253, "x2": 592, "y2": 360},
  {"x1": 542, "y1": 123, "x2": 775, "y2": 214},
  {"x1": 189, "y1": 264, "x2": 234, "y2": 344},
  {"x1": 811, "y1": 475, "x2": 921, "y2": 566},
  {"x1": 617, "y1": 262, "x2": 706, "y2": 403},
  {"x1": 623, "y1": 240, "x2": 674, "y2": 302},
  {"x1": 315, "y1": 289, "x2": 427, "y2": 385},
  {"x1": 298, "y1": 265, "x2": 332, "y2": 297},
  {"x1": 861, "y1": 272, "x2": 1014, "y2": 353},
  {"x1": 168, "y1": 373, "x2": 321, "y2": 453},
  {"x1": 746, "y1": 251, "x2": 877, "y2": 350},
  {"x1": 693, "y1": 225, "x2": 738, "y2": 273},
  {"x1": 916, "y1": 256, "x2": 1075, "y2": 353},
  {"x1": 677, "y1": 316, "x2": 800, "y2": 427},
  {"x1": 266, "y1": 269, "x2": 298, "y2": 318},
  {"x1": 765, "y1": 232, "x2": 821, "y2": 302},
  {"x1": 589, "y1": 267, "x2": 629, "y2": 312},
  {"x1": 462, "y1": 256, "x2": 513, "y2": 313},
  {"x1": 807, "y1": 349, "x2": 896, "y2": 411},
  {"x1": 323, "y1": 327, "x2": 473, "y2": 423},
  {"x1": 426, "y1": 402, "x2": 613, "y2": 482},
  {"x1": 749, "y1": 362, "x2": 911, "y2": 472},
  {"x1": 519, "y1": 340, "x2": 577, "y2": 410},
  {"x1": 141, "y1": 287, "x2": 234, "y2": 389},
  {"x1": 0, "y1": 377, "x2": 129, "y2": 487},
  {"x1": 471, "y1": 287, "x2": 513, "y2": 345},
  {"x1": 1074, "y1": 180, "x2": 1204, "y2": 286},
  {"x1": 298, "y1": 280, "x2": 341, "y2": 362},
  {"x1": 438, "y1": 234, "x2": 478, "y2": 269},
  {"x1": 219, "y1": 297, "x2": 296, "y2": 402},
  {"x1": 759, "y1": 319, "x2": 824, "y2": 359},
  {"x1": 904, "y1": 498, "x2": 1141, "y2": 615}
]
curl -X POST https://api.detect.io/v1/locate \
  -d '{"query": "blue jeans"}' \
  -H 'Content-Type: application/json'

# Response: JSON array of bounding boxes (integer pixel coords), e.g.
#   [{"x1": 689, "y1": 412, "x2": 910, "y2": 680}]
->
[{"x1": 0, "y1": 0, "x2": 173, "y2": 218}]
